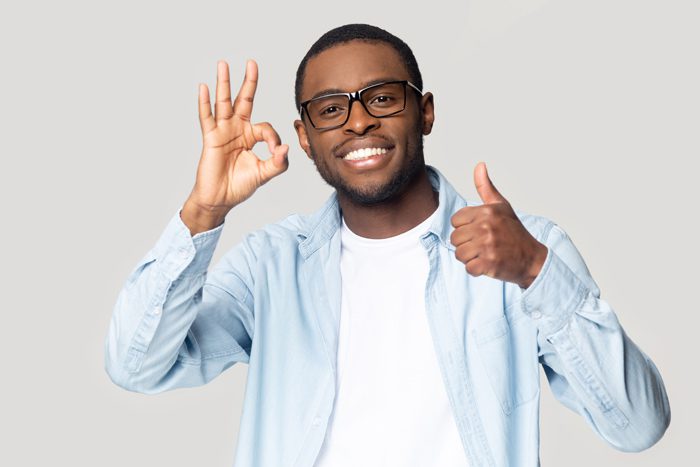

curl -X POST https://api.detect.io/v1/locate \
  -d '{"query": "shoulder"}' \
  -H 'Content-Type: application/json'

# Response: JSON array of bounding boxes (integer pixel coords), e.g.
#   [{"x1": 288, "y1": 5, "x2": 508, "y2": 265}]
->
[
  {"x1": 512, "y1": 207, "x2": 557, "y2": 244},
  {"x1": 209, "y1": 211, "x2": 314, "y2": 290},
  {"x1": 509, "y1": 205, "x2": 576, "y2": 260},
  {"x1": 508, "y1": 205, "x2": 600, "y2": 295},
  {"x1": 227, "y1": 210, "x2": 317, "y2": 259}
]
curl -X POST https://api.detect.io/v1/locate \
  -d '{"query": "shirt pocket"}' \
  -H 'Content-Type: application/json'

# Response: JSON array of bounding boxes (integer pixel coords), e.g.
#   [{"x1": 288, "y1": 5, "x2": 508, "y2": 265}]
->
[{"x1": 474, "y1": 310, "x2": 539, "y2": 415}]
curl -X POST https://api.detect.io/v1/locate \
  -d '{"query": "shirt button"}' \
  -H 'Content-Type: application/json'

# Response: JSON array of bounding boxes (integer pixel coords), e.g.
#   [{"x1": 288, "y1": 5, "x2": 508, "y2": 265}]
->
[
  {"x1": 312, "y1": 416, "x2": 322, "y2": 427},
  {"x1": 153, "y1": 307, "x2": 162, "y2": 315},
  {"x1": 531, "y1": 310, "x2": 542, "y2": 319}
]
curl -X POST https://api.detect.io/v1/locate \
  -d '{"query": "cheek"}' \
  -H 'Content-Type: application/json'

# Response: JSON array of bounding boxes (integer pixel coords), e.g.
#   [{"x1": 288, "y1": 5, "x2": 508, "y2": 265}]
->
[
  {"x1": 305, "y1": 137, "x2": 323, "y2": 160},
  {"x1": 307, "y1": 133, "x2": 332, "y2": 156},
  {"x1": 400, "y1": 121, "x2": 424, "y2": 150}
]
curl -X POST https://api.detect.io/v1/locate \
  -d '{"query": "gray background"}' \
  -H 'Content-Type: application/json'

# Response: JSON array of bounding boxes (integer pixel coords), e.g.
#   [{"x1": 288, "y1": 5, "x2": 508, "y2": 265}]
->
[{"x1": 1, "y1": 0, "x2": 697, "y2": 465}]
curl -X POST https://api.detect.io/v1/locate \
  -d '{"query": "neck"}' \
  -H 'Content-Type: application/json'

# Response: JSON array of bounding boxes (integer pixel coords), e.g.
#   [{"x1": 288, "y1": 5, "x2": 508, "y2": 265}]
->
[{"x1": 338, "y1": 167, "x2": 438, "y2": 239}]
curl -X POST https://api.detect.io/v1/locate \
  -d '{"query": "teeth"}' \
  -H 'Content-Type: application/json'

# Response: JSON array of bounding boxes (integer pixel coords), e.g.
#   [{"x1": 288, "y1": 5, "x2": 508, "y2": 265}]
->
[{"x1": 343, "y1": 147, "x2": 388, "y2": 160}]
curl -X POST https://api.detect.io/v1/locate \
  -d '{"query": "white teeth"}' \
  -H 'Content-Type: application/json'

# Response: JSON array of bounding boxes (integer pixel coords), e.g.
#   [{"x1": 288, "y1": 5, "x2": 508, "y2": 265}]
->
[{"x1": 343, "y1": 147, "x2": 388, "y2": 160}]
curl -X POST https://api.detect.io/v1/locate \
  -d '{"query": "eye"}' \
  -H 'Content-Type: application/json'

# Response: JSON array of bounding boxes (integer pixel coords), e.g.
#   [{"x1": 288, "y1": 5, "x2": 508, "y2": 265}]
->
[
  {"x1": 320, "y1": 105, "x2": 342, "y2": 115},
  {"x1": 369, "y1": 95, "x2": 394, "y2": 105}
]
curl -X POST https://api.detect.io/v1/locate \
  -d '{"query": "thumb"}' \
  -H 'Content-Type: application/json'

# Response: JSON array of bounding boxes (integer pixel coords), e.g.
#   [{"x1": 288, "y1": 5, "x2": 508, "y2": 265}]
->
[{"x1": 474, "y1": 161, "x2": 507, "y2": 204}]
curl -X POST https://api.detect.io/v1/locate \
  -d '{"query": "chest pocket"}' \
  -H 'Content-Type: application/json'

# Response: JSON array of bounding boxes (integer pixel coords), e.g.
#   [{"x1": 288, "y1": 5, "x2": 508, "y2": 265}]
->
[{"x1": 474, "y1": 306, "x2": 539, "y2": 415}]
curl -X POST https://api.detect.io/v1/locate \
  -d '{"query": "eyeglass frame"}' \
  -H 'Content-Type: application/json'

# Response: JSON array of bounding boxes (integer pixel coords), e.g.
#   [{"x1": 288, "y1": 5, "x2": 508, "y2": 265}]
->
[{"x1": 298, "y1": 80, "x2": 423, "y2": 131}]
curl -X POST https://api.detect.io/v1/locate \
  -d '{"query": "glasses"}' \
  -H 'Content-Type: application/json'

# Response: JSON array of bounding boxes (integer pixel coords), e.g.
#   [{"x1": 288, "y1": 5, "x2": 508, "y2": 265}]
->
[{"x1": 299, "y1": 80, "x2": 423, "y2": 131}]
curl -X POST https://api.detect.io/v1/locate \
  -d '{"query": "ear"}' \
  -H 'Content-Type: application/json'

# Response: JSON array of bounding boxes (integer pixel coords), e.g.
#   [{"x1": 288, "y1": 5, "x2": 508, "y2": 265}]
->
[
  {"x1": 294, "y1": 119, "x2": 313, "y2": 160},
  {"x1": 420, "y1": 92, "x2": 435, "y2": 135}
]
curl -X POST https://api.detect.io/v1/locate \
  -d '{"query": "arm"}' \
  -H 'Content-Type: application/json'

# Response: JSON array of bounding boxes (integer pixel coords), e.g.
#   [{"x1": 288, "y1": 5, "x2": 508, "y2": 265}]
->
[
  {"x1": 521, "y1": 222, "x2": 671, "y2": 451},
  {"x1": 104, "y1": 209, "x2": 254, "y2": 393},
  {"x1": 450, "y1": 162, "x2": 670, "y2": 451},
  {"x1": 104, "y1": 59, "x2": 288, "y2": 393}
]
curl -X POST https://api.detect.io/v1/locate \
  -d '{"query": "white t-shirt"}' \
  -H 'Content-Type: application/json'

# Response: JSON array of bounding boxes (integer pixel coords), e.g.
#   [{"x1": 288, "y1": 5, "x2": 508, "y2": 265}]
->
[{"x1": 313, "y1": 208, "x2": 469, "y2": 466}]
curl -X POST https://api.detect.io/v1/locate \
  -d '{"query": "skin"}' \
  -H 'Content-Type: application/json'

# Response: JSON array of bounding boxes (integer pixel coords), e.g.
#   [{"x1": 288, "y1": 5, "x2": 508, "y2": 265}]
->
[
  {"x1": 294, "y1": 40, "x2": 438, "y2": 239},
  {"x1": 180, "y1": 60, "x2": 290, "y2": 235},
  {"x1": 451, "y1": 162, "x2": 548, "y2": 289},
  {"x1": 180, "y1": 41, "x2": 547, "y2": 289}
]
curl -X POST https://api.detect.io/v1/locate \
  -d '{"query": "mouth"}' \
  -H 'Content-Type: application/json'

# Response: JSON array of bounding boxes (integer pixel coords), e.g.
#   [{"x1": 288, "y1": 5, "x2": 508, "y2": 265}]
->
[
  {"x1": 338, "y1": 146, "x2": 394, "y2": 170},
  {"x1": 340, "y1": 147, "x2": 390, "y2": 161}
]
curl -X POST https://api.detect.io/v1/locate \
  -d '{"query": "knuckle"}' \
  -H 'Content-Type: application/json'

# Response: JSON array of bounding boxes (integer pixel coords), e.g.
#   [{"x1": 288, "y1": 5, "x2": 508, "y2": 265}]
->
[
  {"x1": 485, "y1": 249, "x2": 497, "y2": 262},
  {"x1": 455, "y1": 246, "x2": 468, "y2": 263},
  {"x1": 466, "y1": 263, "x2": 481, "y2": 276}
]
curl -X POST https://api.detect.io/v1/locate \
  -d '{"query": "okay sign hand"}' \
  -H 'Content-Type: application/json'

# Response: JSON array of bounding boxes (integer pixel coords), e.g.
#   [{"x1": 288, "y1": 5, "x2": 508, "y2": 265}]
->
[
  {"x1": 450, "y1": 162, "x2": 548, "y2": 289},
  {"x1": 182, "y1": 60, "x2": 289, "y2": 234}
]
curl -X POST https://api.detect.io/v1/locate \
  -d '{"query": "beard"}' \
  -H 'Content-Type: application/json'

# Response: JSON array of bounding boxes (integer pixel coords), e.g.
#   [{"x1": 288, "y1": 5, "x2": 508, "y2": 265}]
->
[{"x1": 309, "y1": 133, "x2": 426, "y2": 206}]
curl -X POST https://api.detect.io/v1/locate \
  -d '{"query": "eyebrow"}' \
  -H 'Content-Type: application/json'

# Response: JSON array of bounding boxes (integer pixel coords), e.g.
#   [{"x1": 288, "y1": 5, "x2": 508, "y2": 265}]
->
[{"x1": 308, "y1": 77, "x2": 403, "y2": 101}]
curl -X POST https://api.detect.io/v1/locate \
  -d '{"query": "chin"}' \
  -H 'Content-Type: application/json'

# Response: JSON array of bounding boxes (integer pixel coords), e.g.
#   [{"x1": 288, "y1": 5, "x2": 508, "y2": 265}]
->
[
  {"x1": 339, "y1": 161, "x2": 425, "y2": 205},
  {"x1": 311, "y1": 136, "x2": 426, "y2": 205}
]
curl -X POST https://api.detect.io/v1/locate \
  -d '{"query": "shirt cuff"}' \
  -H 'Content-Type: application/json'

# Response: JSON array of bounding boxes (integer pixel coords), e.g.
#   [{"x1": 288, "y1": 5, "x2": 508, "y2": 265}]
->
[
  {"x1": 519, "y1": 246, "x2": 589, "y2": 336},
  {"x1": 151, "y1": 207, "x2": 225, "y2": 280}
]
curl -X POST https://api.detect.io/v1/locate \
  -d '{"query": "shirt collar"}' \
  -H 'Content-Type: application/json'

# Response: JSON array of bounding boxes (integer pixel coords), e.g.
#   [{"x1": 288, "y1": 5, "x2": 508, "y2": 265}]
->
[{"x1": 297, "y1": 165, "x2": 467, "y2": 259}]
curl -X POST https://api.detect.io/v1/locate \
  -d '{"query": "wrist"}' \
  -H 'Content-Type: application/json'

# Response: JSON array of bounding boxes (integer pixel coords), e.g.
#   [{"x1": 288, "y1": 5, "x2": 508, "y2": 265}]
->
[
  {"x1": 181, "y1": 197, "x2": 230, "y2": 236},
  {"x1": 518, "y1": 243, "x2": 548, "y2": 289}
]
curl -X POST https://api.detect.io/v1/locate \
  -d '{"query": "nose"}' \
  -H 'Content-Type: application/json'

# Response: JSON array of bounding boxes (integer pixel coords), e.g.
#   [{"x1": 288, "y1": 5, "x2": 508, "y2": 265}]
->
[{"x1": 343, "y1": 99, "x2": 379, "y2": 135}]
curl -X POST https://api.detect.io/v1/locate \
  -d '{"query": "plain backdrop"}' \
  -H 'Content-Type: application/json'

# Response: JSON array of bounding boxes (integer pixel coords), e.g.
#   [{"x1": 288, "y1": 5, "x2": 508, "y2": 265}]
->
[{"x1": 1, "y1": 0, "x2": 697, "y2": 465}]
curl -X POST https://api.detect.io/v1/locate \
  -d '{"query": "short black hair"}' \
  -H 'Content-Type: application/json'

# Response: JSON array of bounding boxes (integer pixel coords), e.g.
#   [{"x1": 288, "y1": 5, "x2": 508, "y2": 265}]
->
[{"x1": 294, "y1": 23, "x2": 423, "y2": 111}]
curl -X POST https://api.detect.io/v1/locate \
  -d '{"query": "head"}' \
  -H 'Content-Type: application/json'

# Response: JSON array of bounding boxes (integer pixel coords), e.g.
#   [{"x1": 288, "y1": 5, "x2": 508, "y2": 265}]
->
[{"x1": 293, "y1": 24, "x2": 435, "y2": 206}]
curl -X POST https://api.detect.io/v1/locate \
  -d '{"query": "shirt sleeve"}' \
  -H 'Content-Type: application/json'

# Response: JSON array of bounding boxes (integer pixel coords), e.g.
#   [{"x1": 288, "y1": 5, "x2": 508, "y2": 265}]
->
[
  {"x1": 520, "y1": 222, "x2": 671, "y2": 452},
  {"x1": 104, "y1": 208, "x2": 254, "y2": 394}
]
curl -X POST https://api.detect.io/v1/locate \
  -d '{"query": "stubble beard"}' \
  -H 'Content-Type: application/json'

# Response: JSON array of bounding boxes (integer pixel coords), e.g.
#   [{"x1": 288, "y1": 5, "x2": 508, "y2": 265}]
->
[{"x1": 310, "y1": 133, "x2": 426, "y2": 206}]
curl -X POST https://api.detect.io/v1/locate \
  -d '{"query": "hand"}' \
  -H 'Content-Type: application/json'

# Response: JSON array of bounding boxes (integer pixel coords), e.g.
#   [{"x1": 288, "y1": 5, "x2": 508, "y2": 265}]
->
[
  {"x1": 450, "y1": 162, "x2": 548, "y2": 289},
  {"x1": 182, "y1": 60, "x2": 289, "y2": 233}
]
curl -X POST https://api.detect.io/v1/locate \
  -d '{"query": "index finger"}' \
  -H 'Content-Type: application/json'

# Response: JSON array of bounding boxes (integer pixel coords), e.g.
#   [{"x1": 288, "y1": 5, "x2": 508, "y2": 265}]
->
[
  {"x1": 450, "y1": 206, "x2": 479, "y2": 228},
  {"x1": 232, "y1": 60, "x2": 258, "y2": 122}
]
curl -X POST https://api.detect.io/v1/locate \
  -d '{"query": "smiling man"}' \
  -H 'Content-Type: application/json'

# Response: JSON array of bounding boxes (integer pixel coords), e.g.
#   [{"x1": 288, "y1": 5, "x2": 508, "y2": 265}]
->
[{"x1": 105, "y1": 24, "x2": 670, "y2": 467}]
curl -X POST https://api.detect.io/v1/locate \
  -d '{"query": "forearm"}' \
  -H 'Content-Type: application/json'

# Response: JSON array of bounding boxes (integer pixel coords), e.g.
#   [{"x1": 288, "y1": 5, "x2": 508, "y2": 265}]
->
[
  {"x1": 104, "y1": 208, "x2": 228, "y2": 393},
  {"x1": 522, "y1": 225, "x2": 670, "y2": 451}
]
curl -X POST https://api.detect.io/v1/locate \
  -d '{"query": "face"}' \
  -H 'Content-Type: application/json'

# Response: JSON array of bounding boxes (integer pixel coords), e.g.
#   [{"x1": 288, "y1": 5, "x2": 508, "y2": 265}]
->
[{"x1": 294, "y1": 40, "x2": 435, "y2": 205}]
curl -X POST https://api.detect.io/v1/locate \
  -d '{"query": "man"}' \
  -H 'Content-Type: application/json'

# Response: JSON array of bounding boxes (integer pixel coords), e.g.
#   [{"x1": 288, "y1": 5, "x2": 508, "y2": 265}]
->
[{"x1": 105, "y1": 24, "x2": 670, "y2": 466}]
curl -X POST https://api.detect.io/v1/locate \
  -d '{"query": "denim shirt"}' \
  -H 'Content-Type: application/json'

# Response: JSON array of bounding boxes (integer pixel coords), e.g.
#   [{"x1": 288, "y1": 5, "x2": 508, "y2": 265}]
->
[{"x1": 105, "y1": 165, "x2": 670, "y2": 466}]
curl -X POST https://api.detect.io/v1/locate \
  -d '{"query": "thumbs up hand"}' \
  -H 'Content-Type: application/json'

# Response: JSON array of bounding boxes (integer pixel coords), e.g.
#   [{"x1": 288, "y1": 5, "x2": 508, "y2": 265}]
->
[{"x1": 450, "y1": 162, "x2": 548, "y2": 289}]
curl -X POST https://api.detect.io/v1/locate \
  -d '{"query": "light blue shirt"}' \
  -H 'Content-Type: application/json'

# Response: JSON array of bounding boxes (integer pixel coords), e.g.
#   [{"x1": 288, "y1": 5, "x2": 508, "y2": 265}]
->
[{"x1": 105, "y1": 165, "x2": 670, "y2": 466}]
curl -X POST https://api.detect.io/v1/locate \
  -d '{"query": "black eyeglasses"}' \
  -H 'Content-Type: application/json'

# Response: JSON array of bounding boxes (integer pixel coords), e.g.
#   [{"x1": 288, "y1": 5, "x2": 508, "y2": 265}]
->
[{"x1": 299, "y1": 80, "x2": 423, "y2": 131}]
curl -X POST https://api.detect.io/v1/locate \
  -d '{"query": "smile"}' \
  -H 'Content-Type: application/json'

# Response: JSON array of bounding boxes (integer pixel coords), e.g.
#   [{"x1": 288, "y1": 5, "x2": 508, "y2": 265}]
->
[
  {"x1": 342, "y1": 147, "x2": 389, "y2": 160},
  {"x1": 338, "y1": 146, "x2": 394, "y2": 171}
]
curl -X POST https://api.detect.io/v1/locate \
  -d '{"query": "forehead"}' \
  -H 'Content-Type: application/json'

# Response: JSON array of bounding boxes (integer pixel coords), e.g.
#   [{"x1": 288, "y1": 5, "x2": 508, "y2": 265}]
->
[{"x1": 300, "y1": 40, "x2": 411, "y2": 101}]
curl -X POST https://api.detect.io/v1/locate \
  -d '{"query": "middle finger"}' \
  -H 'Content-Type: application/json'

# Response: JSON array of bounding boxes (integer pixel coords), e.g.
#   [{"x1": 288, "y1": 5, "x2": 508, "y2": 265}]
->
[{"x1": 215, "y1": 60, "x2": 234, "y2": 121}]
